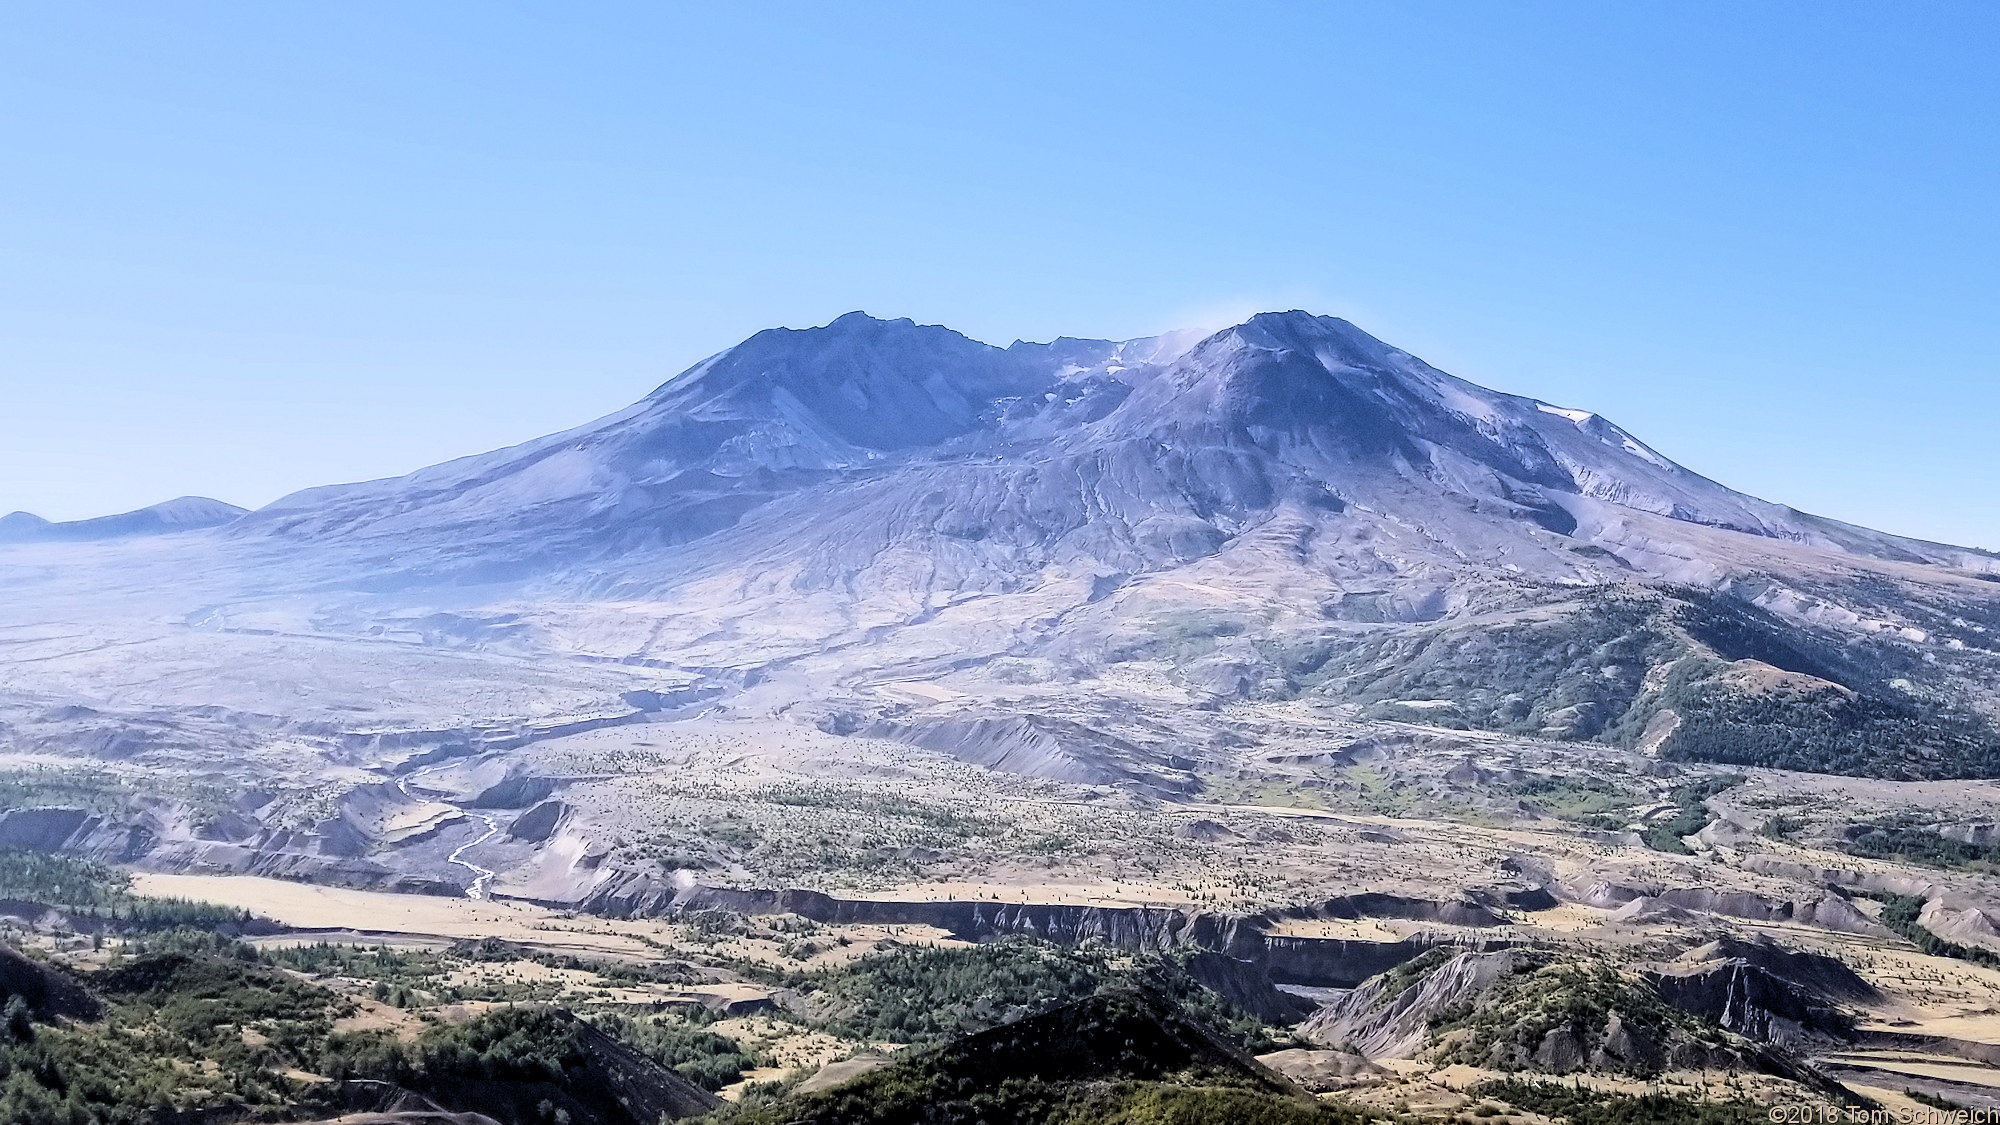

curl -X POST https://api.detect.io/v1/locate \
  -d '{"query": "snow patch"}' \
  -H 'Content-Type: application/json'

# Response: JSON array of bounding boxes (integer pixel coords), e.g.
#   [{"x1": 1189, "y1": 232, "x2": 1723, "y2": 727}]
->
[
  {"x1": 1537, "y1": 403, "x2": 1596, "y2": 424},
  {"x1": 1619, "y1": 437, "x2": 1671, "y2": 469}
]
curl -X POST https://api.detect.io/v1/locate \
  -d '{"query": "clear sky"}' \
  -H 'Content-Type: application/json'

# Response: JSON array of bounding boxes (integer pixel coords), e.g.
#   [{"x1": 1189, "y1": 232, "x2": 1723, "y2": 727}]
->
[{"x1": 2, "y1": 3, "x2": 1995, "y2": 547}]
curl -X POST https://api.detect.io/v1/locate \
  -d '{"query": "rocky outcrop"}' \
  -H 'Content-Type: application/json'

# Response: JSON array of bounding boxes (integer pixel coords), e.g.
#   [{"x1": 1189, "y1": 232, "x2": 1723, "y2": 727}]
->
[
  {"x1": 319, "y1": 1078, "x2": 481, "y2": 1120},
  {"x1": 565, "y1": 1015, "x2": 722, "y2": 1122},
  {"x1": 1562, "y1": 879, "x2": 1651, "y2": 908},
  {"x1": 1788, "y1": 895, "x2": 1896, "y2": 937},
  {"x1": 1177, "y1": 818, "x2": 1237, "y2": 842},
  {"x1": 1644, "y1": 960, "x2": 1855, "y2": 1046},
  {"x1": 1299, "y1": 947, "x2": 1830, "y2": 1085},
  {"x1": 506, "y1": 801, "x2": 567, "y2": 843},
  {"x1": 468, "y1": 775, "x2": 556, "y2": 810},
  {"x1": 1490, "y1": 885, "x2": 1560, "y2": 911},
  {"x1": 1676, "y1": 936, "x2": 1881, "y2": 1003},
  {"x1": 1936, "y1": 822, "x2": 2000, "y2": 847},
  {"x1": 1299, "y1": 950, "x2": 1518, "y2": 1058},
  {"x1": 1489, "y1": 1007, "x2": 1769, "y2": 1076},
  {"x1": 1920, "y1": 896, "x2": 2000, "y2": 954}
]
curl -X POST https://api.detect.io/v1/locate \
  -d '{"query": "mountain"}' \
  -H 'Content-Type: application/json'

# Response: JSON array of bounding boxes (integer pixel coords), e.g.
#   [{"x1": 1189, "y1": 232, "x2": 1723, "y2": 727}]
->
[
  {"x1": 0, "y1": 495, "x2": 247, "y2": 542},
  {"x1": 243, "y1": 311, "x2": 1986, "y2": 577},
  {"x1": 3, "y1": 312, "x2": 1998, "y2": 786},
  {"x1": 207, "y1": 310, "x2": 2000, "y2": 778}
]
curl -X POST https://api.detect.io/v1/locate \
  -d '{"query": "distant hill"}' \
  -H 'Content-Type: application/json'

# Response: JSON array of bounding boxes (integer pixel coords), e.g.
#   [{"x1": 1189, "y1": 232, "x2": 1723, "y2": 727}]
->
[{"x1": 0, "y1": 495, "x2": 246, "y2": 542}]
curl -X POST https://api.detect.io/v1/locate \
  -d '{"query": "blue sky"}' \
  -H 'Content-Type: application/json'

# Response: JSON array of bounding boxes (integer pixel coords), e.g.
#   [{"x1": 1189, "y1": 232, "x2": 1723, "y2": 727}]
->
[{"x1": 2, "y1": 3, "x2": 1995, "y2": 547}]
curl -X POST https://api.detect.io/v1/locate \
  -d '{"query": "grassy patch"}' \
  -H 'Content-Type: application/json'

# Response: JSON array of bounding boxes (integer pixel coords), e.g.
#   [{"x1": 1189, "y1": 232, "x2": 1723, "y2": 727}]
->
[
  {"x1": 1510, "y1": 772, "x2": 1638, "y2": 829},
  {"x1": 267, "y1": 935, "x2": 705, "y2": 1008},
  {"x1": 1323, "y1": 586, "x2": 2000, "y2": 780},
  {"x1": 785, "y1": 940, "x2": 1112, "y2": 1044},
  {"x1": 0, "y1": 768, "x2": 137, "y2": 815},
  {"x1": 720, "y1": 1073, "x2": 1359, "y2": 1125},
  {"x1": 1759, "y1": 814, "x2": 1804, "y2": 840},
  {"x1": 772, "y1": 941, "x2": 1289, "y2": 1055}
]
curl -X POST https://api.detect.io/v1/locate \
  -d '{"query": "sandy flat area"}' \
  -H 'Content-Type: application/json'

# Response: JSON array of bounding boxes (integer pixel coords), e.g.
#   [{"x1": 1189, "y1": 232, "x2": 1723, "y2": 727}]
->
[
  {"x1": 844, "y1": 878, "x2": 1200, "y2": 908},
  {"x1": 1262, "y1": 917, "x2": 1404, "y2": 940},
  {"x1": 712, "y1": 1015, "x2": 863, "y2": 1100},
  {"x1": 135, "y1": 872, "x2": 994, "y2": 977},
  {"x1": 1824, "y1": 1053, "x2": 2000, "y2": 1088},
  {"x1": 1512, "y1": 902, "x2": 1618, "y2": 933},
  {"x1": 132, "y1": 872, "x2": 668, "y2": 958}
]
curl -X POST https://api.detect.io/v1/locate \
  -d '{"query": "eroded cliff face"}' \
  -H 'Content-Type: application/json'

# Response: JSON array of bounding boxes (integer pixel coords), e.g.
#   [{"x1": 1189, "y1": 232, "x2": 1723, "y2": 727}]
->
[
  {"x1": 1297, "y1": 946, "x2": 1829, "y2": 1086},
  {"x1": 563, "y1": 880, "x2": 1490, "y2": 990},
  {"x1": 1645, "y1": 959, "x2": 1855, "y2": 1046}
]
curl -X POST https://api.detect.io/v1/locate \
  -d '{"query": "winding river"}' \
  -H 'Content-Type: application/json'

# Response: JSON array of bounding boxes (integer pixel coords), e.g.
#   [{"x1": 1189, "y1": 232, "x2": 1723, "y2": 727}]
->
[{"x1": 395, "y1": 772, "x2": 503, "y2": 899}]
